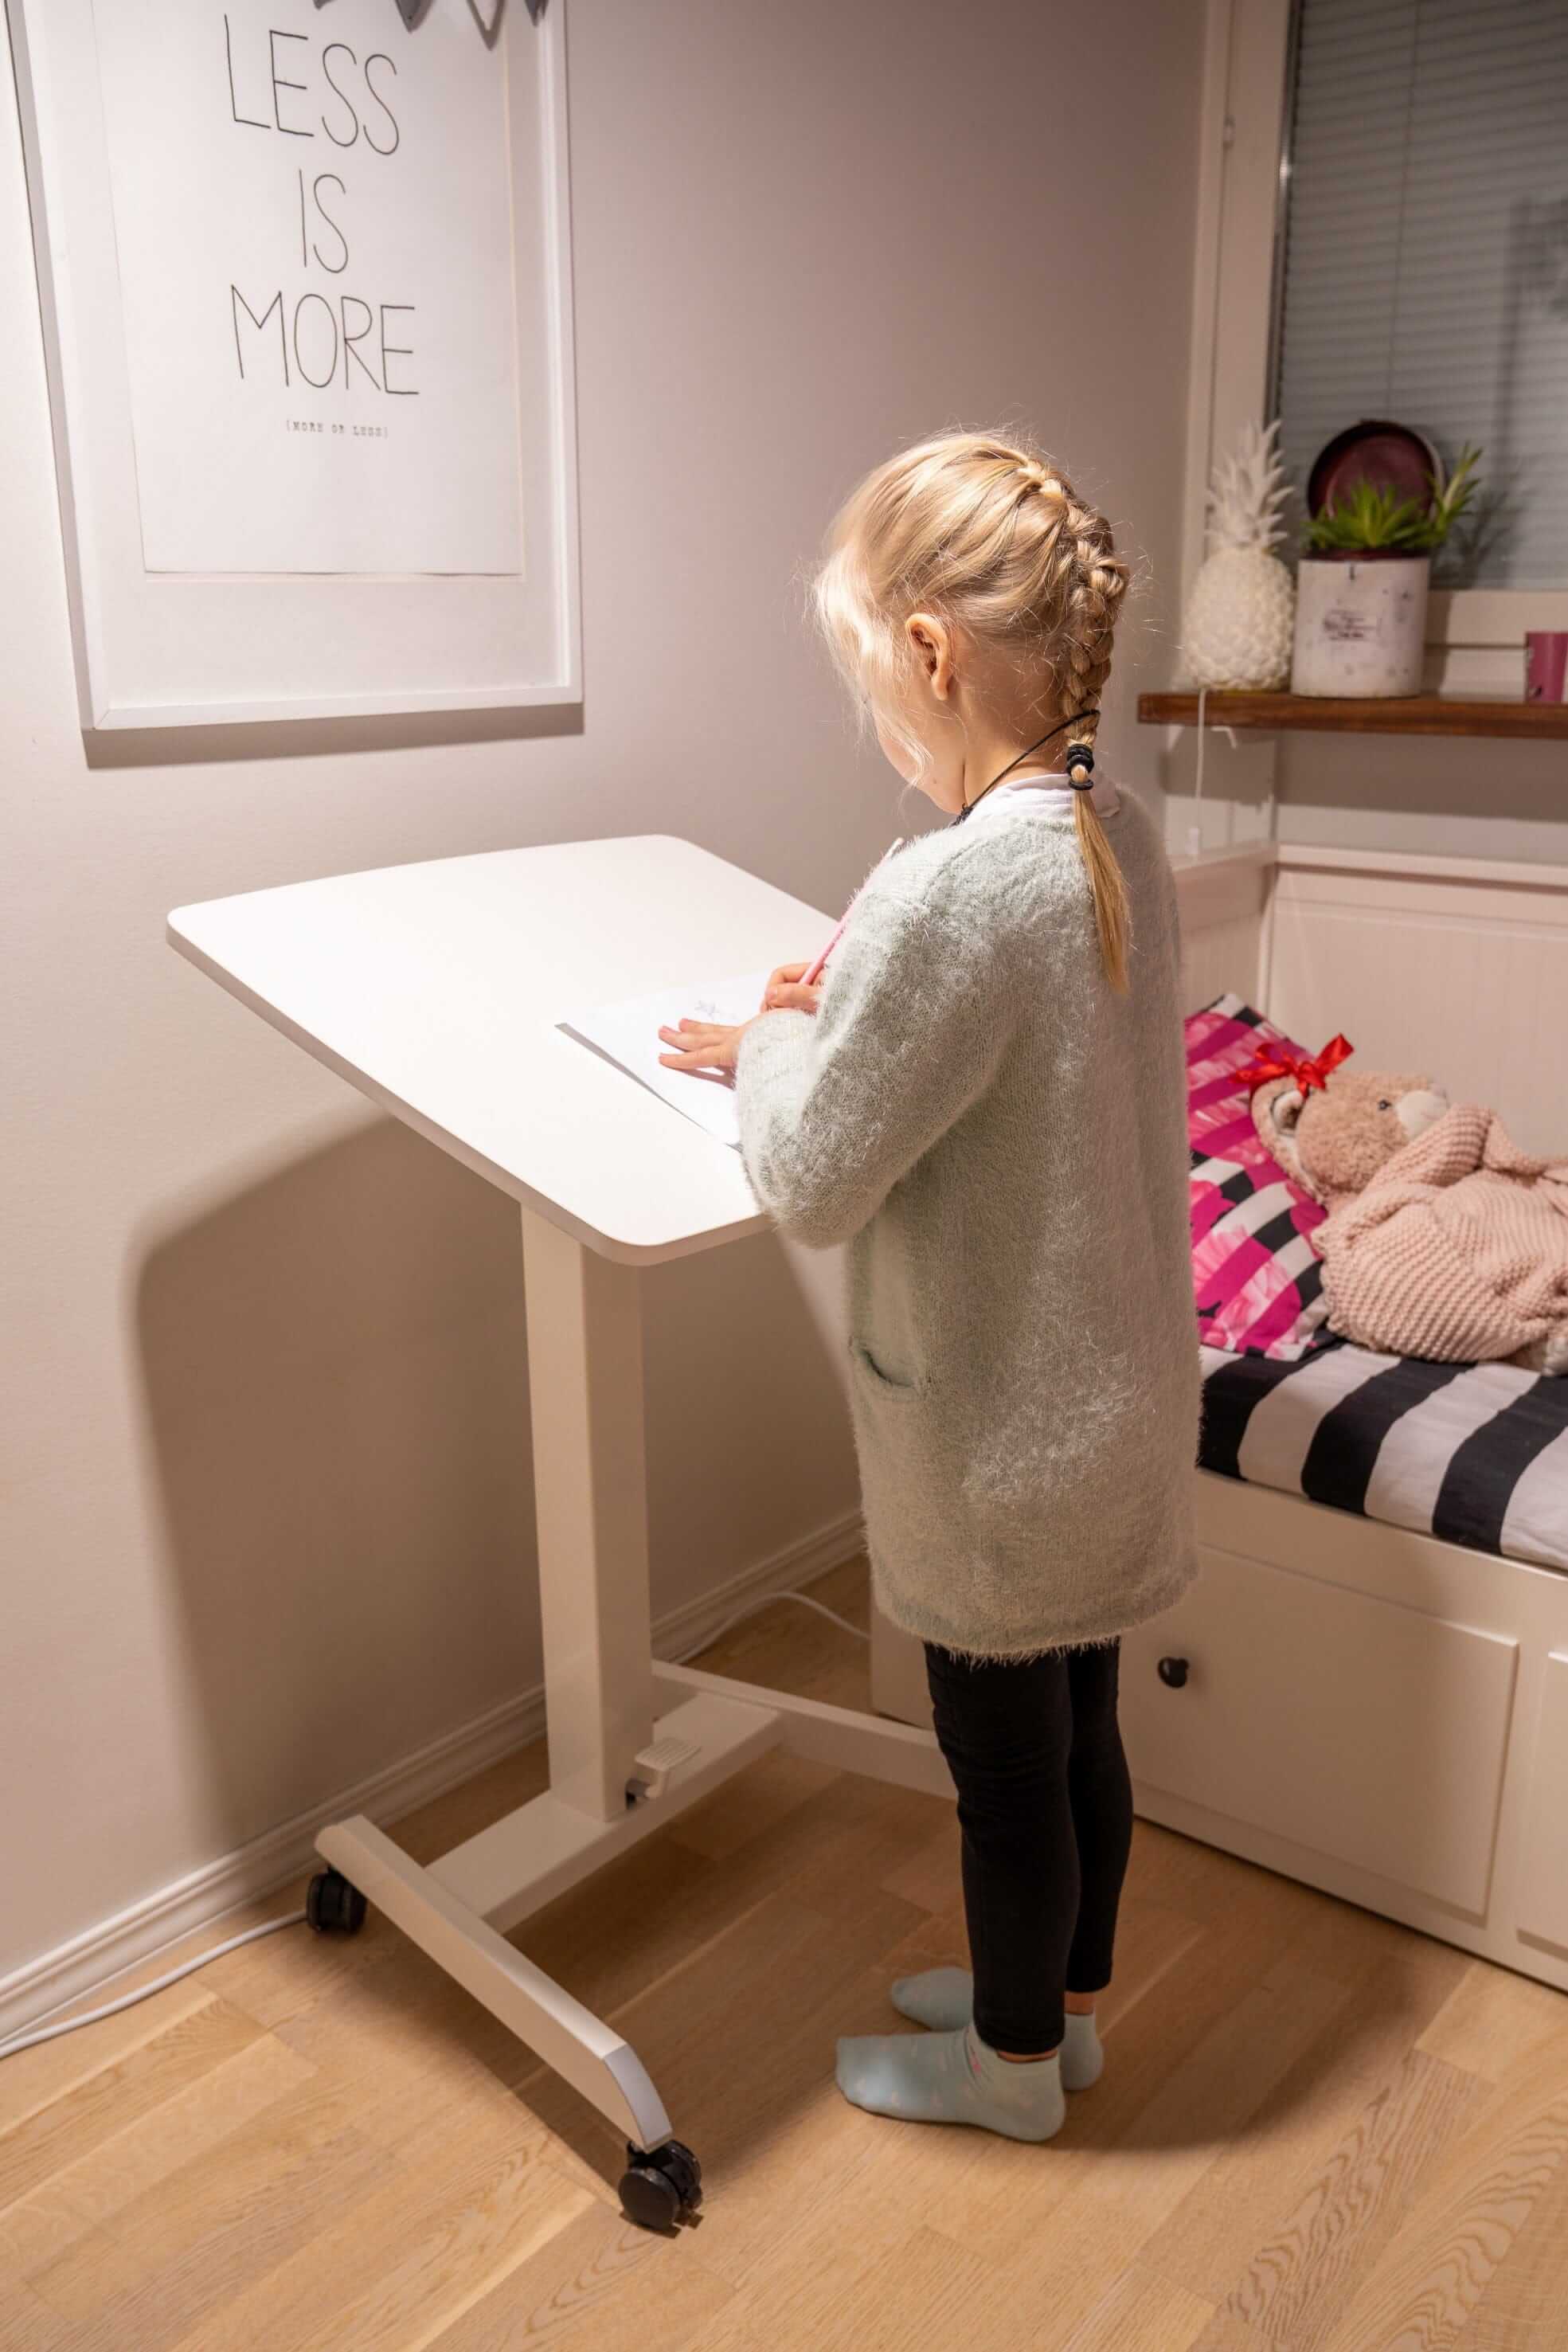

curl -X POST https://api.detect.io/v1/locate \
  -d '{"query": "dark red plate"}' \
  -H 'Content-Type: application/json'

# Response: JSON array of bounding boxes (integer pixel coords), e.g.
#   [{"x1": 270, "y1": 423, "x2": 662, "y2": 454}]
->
[{"x1": 1305, "y1": 419, "x2": 1440, "y2": 519}]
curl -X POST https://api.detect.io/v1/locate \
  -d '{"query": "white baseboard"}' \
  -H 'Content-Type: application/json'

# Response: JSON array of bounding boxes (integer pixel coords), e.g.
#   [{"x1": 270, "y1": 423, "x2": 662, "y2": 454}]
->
[{"x1": 0, "y1": 1511, "x2": 866, "y2": 2047}]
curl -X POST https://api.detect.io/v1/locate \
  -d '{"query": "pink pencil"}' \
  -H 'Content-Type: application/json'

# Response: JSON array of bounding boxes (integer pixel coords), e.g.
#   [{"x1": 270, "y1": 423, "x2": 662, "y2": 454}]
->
[
  {"x1": 796, "y1": 839, "x2": 904, "y2": 990},
  {"x1": 798, "y1": 920, "x2": 847, "y2": 991}
]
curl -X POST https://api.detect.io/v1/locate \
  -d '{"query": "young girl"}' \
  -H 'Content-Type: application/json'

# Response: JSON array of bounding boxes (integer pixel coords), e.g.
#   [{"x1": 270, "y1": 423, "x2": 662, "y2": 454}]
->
[{"x1": 658, "y1": 431, "x2": 1199, "y2": 2145}]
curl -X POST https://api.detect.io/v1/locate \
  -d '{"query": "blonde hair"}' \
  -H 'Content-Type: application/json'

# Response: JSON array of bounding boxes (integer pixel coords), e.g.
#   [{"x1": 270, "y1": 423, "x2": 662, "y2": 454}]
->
[{"x1": 811, "y1": 429, "x2": 1132, "y2": 992}]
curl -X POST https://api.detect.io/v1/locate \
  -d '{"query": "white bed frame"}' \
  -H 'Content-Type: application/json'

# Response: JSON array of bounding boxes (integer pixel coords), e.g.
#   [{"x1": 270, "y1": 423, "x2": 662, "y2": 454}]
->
[{"x1": 872, "y1": 840, "x2": 1568, "y2": 1994}]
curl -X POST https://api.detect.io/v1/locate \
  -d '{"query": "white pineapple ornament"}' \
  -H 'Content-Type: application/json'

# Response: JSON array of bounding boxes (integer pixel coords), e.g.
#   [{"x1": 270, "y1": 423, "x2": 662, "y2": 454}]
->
[{"x1": 1182, "y1": 421, "x2": 1296, "y2": 690}]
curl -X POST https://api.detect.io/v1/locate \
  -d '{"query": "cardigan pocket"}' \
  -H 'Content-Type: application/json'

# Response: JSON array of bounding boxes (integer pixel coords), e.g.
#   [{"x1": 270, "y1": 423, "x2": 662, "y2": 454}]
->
[
  {"x1": 847, "y1": 1340, "x2": 939, "y2": 1606},
  {"x1": 848, "y1": 1336, "x2": 922, "y2": 1399}
]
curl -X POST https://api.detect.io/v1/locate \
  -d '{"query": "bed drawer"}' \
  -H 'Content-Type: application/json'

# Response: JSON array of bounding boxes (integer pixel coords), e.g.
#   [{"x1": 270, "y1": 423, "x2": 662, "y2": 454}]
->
[{"x1": 1120, "y1": 1551, "x2": 1518, "y2": 1917}]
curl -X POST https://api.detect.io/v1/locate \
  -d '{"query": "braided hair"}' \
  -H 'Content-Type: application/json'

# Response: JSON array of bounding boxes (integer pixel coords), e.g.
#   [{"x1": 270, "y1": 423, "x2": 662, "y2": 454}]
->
[{"x1": 811, "y1": 432, "x2": 1132, "y2": 991}]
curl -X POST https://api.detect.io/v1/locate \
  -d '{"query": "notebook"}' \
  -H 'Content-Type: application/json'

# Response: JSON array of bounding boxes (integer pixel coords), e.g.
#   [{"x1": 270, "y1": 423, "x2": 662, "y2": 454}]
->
[
  {"x1": 558, "y1": 970, "x2": 772, "y2": 1149},
  {"x1": 557, "y1": 841, "x2": 905, "y2": 1149}
]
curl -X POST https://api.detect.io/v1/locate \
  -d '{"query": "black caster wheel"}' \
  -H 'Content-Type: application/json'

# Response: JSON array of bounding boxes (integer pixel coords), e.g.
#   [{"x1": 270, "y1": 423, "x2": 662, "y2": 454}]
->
[
  {"x1": 306, "y1": 1868, "x2": 367, "y2": 1935},
  {"x1": 618, "y1": 2138, "x2": 702, "y2": 2230}
]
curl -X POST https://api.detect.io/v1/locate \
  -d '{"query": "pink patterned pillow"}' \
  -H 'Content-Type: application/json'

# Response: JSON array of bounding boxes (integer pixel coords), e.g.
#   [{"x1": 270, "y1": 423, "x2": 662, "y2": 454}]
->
[{"x1": 1187, "y1": 994, "x2": 1331, "y2": 1360}]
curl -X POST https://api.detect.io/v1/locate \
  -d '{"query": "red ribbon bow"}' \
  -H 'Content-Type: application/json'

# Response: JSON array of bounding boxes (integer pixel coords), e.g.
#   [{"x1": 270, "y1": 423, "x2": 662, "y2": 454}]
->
[{"x1": 1237, "y1": 1033, "x2": 1354, "y2": 1097}]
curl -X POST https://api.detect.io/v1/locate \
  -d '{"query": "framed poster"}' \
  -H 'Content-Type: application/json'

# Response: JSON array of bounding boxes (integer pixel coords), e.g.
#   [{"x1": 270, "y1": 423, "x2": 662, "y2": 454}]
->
[{"x1": 8, "y1": 0, "x2": 580, "y2": 727}]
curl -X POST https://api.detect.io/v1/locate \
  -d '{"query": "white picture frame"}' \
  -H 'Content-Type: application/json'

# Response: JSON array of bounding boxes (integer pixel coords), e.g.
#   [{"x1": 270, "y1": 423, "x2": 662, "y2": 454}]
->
[{"x1": 8, "y1": 0, "x2": 581, "y2": 729}]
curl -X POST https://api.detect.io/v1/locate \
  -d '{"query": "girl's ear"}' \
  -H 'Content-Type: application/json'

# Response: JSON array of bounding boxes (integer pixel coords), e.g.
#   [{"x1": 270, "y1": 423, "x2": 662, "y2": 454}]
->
[{"x1": 905, "y1": 611, "x2": 953, "y2": 699}]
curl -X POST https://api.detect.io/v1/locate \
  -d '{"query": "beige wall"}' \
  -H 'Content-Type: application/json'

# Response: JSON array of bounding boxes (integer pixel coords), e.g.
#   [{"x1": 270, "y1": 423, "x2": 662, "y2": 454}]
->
[
  {"x1": 1270, "y1": 736, "x2": 1568, "y2": 866},
  {"x1": 0, "y1": 0, "x2": 1205, "y2": 2005},
  {"x1": 1153, "y1": 729, "x2": 1568, "y2": 871}
]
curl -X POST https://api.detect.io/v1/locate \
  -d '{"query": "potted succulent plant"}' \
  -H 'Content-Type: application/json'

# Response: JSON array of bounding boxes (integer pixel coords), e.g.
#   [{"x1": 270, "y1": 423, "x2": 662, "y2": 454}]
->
[{"x1": 1291, "y1": 440, "x2": 1481, "y2": 697}]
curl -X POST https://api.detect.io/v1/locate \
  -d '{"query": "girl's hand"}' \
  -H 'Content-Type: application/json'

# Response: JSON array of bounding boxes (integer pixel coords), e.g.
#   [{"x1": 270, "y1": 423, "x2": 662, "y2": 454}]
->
[
  {"x1": 656, "y1": 1016, "x2": 757, "y2": 1086},
  {"x1": 761, "y1": 960, "x2": 824, "y2": 1016}
]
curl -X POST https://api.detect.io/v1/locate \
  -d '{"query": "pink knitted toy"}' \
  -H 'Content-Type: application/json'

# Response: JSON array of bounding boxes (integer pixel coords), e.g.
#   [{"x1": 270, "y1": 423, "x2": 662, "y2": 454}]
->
[{"x1": 1244, "y1": 1038, "x2": 1568, "y2": 1372}]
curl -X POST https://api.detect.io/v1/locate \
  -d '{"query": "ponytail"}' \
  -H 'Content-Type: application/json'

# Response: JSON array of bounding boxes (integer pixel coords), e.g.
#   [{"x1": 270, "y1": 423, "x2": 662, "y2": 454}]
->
[{"x1": 1066, "y1": 738, "x2": 1130, "y2": 994}]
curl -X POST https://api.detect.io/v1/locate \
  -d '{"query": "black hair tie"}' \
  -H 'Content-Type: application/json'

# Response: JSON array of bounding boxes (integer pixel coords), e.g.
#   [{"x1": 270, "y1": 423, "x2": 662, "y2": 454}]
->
[
  {"x1": 952, "y1": 710, "x2": 1101, "y2": 825},
  {"x1": 1066, "y1": 742, "x2": 1095, "y2": 788}
]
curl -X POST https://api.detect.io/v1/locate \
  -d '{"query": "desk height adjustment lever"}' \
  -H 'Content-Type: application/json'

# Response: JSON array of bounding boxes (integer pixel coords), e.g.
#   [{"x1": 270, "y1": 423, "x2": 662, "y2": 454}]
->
[{"x1": 627, "y1": 1732, "x2": 703, "y2": 1803}]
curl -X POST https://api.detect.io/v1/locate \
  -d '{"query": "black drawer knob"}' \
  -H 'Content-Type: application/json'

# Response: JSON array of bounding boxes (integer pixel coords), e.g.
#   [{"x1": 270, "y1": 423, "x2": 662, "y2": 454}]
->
[{"x1": 1157, "y1": 1655, "x2": 1190, "y2": 1689}]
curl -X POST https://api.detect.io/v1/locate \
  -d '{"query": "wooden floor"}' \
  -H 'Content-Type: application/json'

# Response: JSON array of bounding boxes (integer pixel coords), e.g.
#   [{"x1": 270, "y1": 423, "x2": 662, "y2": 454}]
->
[{"x1": 6, "y1": 1557, "x2": 1568, "y2": 2351}]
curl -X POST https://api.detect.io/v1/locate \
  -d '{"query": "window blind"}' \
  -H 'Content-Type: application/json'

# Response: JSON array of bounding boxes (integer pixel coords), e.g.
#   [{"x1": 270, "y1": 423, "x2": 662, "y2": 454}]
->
[{"x1": 1275, "y1": 0, "x2": 1568, "y2": 589}]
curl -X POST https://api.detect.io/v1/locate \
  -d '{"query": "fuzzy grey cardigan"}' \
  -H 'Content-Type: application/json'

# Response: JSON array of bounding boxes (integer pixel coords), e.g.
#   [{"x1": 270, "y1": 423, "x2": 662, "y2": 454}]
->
[{"x1": 734, "y1": 786, "x2": 1199, "y2": 1659}]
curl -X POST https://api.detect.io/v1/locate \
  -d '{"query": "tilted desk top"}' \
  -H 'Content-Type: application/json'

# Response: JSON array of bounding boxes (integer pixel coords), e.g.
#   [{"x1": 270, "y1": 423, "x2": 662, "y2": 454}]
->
[{"x1": 168, "y1": 832, "x2": 833, "y2": 1264}]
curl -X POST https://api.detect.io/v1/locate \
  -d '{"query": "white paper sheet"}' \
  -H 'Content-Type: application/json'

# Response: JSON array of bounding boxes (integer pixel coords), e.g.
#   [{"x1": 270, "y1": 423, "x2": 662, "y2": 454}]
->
[{"x1": 559, "y1": 971, "x2": 772, "y2": 1149}]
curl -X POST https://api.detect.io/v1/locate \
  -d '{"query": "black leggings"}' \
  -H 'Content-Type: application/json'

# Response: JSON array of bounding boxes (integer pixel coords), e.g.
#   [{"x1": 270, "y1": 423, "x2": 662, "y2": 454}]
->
[{"x1": 924, "y1": 1638, "x2": 1133, "y2": 2057}]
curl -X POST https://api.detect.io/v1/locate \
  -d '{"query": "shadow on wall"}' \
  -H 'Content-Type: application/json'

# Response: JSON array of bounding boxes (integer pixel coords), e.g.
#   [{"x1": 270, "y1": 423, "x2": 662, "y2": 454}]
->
[
  {"x1": 135, "y1": 1117, "x2": 538, "y2": 1856},
  {"x1": 1274, "y1": 732, "x2": 1568, "y2": 847},
  {"x1": 1151, "y1": 729, "x2": 1568, "y2": 867},
  {"x1": 640, "y1": 1222, "x2": 860, "y2": 1599},
  {"x1": 83, "y1": 687, "x2": 584, "y2": 772},
  {"x1": 135, "y1": 1115, "x2": 856, "y2": 1863}
]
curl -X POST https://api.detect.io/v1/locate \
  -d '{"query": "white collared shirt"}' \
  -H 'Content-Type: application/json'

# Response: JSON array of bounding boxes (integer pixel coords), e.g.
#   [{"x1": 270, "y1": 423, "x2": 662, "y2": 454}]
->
[{"x1": 960, "y1": 770, "x2": 1121, "y2": 828}]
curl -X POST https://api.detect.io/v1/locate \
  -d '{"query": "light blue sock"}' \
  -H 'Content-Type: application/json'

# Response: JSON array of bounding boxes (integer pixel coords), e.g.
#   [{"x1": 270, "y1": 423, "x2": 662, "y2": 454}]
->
[
  {"x1": 835, "y1": 2022, "x2": 1065, "y2": 2142},
  {"x1": 889, "y1": 1968, "x2": 1104, "y2": 2090}
]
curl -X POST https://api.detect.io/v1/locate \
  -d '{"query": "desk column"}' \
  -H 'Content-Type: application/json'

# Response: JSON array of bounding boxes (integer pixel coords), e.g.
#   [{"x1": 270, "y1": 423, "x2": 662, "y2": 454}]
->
[{"x1": 521, "y1": 1207, "x2": 656, "y2": 1822}]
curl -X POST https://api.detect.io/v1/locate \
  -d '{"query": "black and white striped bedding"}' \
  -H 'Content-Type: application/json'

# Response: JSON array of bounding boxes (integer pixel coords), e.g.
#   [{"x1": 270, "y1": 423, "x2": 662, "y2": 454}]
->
[{"x1": 1198, "y1": 1341, "x2": 1568, "y2": 1572}]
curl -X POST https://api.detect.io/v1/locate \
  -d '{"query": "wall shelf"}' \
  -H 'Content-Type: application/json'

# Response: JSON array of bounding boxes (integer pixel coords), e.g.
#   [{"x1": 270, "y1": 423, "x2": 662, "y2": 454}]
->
[{"x1": 1137, "y1": 691, "x2": 1567, "y2": 742}]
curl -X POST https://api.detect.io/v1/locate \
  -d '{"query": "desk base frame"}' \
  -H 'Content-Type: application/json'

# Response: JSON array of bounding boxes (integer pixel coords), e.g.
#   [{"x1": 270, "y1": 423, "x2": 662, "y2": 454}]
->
[{"x1": 314, "y1": 1211, "x2": 949, "y2": 2174}]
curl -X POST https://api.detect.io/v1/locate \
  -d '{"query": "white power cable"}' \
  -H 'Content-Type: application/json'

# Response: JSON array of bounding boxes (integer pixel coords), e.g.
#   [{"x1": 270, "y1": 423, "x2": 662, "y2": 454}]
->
[
  {"x1": 1187, "y1": 683, "x2": 1241, "y2": 859},
  {"x1": 671, "y1": 1585, "x2": 870, "y2": 1661},
  {"x1": 1, "y1": 1587, "x2": 866, "y2": 2064},
  {"x1": 1191, "y1": 682, "x2": 1210, "y2": 854},
  {"x1": 0, "y1": 1908, "x2": 308, "y2": 2060}
]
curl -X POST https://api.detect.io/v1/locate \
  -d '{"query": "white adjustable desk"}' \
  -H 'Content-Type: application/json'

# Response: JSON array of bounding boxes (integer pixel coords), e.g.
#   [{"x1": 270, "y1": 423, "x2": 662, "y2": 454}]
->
[{"x1": 168, "y1": 833, "x2": 948, "y2": 2226}]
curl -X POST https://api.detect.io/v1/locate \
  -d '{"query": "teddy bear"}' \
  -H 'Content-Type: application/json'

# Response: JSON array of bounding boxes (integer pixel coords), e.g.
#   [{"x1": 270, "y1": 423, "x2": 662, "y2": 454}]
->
[
  {"x1": 1242, "y1": 1035, "x2": 1568, "y2": 1374},
  {"x1": 1243, "y1": 1035, "x2": 1449, "y2": 1212}
]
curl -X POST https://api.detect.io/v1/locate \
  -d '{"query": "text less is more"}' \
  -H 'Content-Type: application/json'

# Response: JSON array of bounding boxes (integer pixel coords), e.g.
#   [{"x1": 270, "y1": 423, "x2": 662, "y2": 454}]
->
[{"x1": 225, "y1": 14, "x2": 418, "y2": 397}]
